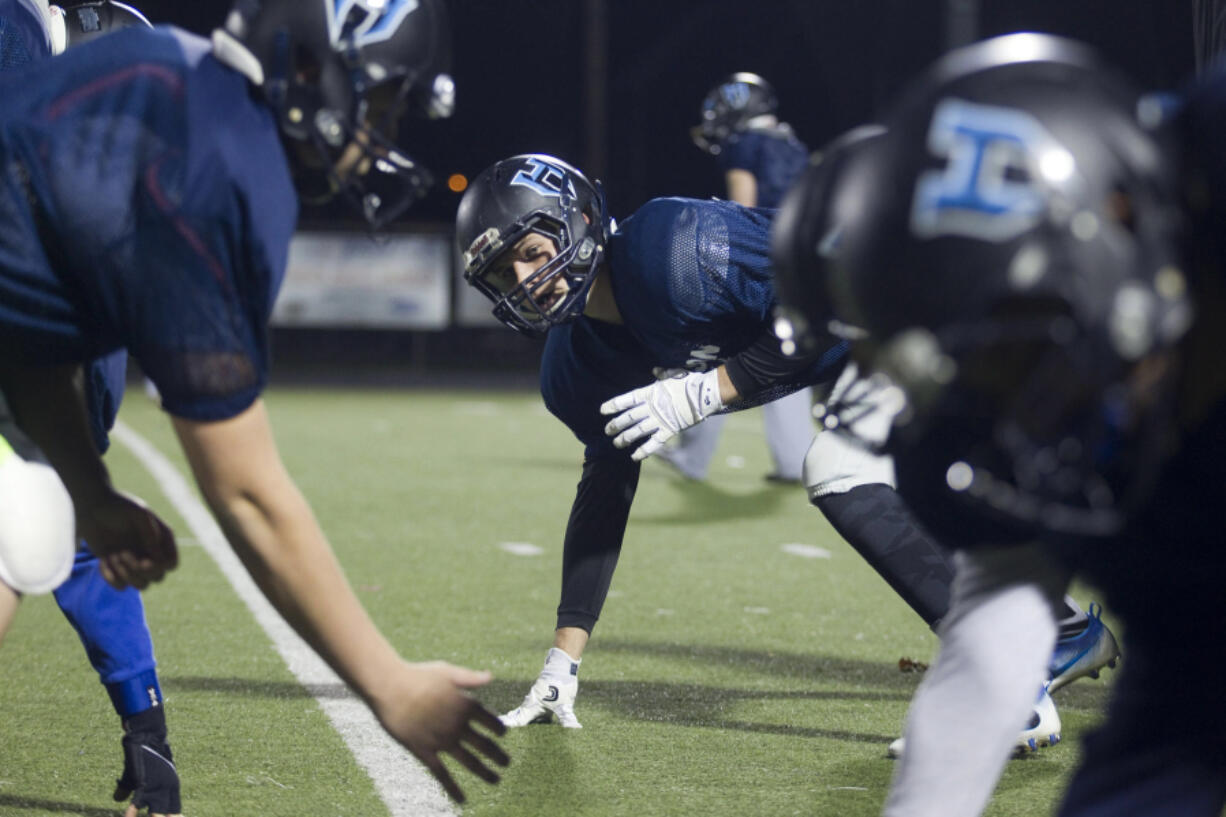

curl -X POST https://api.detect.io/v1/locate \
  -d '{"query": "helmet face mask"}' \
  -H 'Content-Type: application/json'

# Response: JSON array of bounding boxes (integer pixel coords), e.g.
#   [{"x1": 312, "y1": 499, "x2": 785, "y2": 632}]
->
[
  {"x1": 457, "y1": 155, "x2": 609, "y2": 338},
  {"x1": 691, "y1": 71, "x2": 777, "y2": 155},
  {"x1": 221, "y1": 0, "x2": 454, "y2": 227}
]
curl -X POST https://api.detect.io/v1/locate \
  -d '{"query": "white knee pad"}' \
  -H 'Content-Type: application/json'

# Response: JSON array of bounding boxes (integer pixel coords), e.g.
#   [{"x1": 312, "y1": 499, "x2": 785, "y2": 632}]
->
[
  {"x1": 803, "y1": 363, "x2": 901, "y2": 500},
  {"x1": 803, "y1": 429, "x2": 897, "y2": 500},
  {"x1": 0, "y1": 452, "x2": 75, "y2": 595}
]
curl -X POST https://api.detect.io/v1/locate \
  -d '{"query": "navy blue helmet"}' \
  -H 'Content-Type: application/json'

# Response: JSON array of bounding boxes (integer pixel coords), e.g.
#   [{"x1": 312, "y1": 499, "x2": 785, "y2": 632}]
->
[
  {"x1": 691, "y1": 71, "x2": 778, "y2": 155},
  {"x1": 214, "y1": 0, "x2": 455, "y2": 227},
  {"x1": 827, "y1": 33, "x2": 1191, "y2": 540},
  {"x1": 456, "y1": 154, "x2": 610, "y2": 338}
]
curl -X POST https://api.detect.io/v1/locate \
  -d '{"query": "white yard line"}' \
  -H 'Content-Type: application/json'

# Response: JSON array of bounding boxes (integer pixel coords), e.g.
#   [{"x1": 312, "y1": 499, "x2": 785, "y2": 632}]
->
[{"x1": 112, "y1": 420, "x2": 455, "y2": 817}]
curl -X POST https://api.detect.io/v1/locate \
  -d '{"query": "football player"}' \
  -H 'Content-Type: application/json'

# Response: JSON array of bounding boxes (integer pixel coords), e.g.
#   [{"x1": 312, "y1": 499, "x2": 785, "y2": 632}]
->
[
  {"x1": 0, "y1": 3, "x2": 185, "y2": 814},
  {"x1": 456, "y1": 153, "x2": 850, "y2": 728},
  {"x1": 663, "y1": 72, "x2": 815, "y2": 483},
  {"x1": 0, "y1": 0, "x2": 506, "y2": 805},
  {"x1": 776, "y1": 32, "x2": 1205, "y2": 817}
]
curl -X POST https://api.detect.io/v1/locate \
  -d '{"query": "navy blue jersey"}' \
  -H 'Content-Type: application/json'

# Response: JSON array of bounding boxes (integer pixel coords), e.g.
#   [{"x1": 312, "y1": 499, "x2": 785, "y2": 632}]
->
[
  {"x1": 541, "y1": 197, "x2": 844, "y2": 457},
  {"x1": 715, "y1": 125, "x2": 808, "y2": 208},
  {"x1": 0, "y1": 0, "x2": 127, "y2": 450},
  {"x1": 0, "y1": 25, "x2": 297, "y2": 421},
  {"x1": 0, "y1": 0, "x2": 48, "y2": 68}
]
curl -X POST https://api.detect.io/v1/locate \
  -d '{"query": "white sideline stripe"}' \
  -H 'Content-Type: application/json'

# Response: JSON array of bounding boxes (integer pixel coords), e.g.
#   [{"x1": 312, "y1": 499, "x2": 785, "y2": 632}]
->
[{"x1": 111, "y1": 420, "x2": 455, "y2": 817}]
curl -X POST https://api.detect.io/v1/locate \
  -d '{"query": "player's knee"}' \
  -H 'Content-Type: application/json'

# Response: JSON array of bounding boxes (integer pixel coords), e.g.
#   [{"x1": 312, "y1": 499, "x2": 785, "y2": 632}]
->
[
  {"x1": 802, "y1": 430, "x2": 896, "y2": 501},
  {"x1": 0, "y1": 453, "x2": 75, "y2": 595}
]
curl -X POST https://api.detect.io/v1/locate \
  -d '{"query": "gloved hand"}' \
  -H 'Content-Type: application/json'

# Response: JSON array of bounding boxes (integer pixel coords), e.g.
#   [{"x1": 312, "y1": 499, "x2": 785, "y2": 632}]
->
[
  {"x1": 113, "y1": 706, "x2": 182, "y2": 817},
  {"x1": 500, "y1": 647, "x2": 582, "y2": 729},
  {"x1": 601, "y1": 368, "x2": 724, "y2": 461}
]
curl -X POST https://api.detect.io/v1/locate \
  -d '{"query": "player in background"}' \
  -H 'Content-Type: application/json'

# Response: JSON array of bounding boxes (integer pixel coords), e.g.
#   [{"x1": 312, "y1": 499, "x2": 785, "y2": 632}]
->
[
  {"x1": 0, "y1": 0, "x2": 507, "y2": 804},
  {"x1": 0, "y1": 2, "x2": 184, "y2": 814},
  {"x1": 460, "y1": 148, "x2": 1118, "y2": 735},
  {"x1": 776, "y1": 33, "x2": 1203, "y2": 816},
  {"x1": 660, "y1": 72, "x2": 815, "y2": 483},
  {"x1": 456, "y1": 153, "x2": 849, "y2": 728}
]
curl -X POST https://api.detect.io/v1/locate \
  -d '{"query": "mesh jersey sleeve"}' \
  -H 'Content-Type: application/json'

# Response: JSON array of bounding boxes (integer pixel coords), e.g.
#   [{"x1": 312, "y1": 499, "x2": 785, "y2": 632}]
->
[
  {"x1": 32, "y1": 38, "x2": 296, "y2": 422},
  {"x1": 611, "y1": 198, "x2": 777, "y2": 368},
  {"x1": 0, "y1": 0, "x2": 51, "y2": 69}
]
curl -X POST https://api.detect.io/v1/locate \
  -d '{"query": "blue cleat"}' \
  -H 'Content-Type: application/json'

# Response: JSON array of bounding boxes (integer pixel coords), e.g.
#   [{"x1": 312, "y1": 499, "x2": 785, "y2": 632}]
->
[{"x1": 1048, "y1": 602, "x2": 1120, "y2": 693}]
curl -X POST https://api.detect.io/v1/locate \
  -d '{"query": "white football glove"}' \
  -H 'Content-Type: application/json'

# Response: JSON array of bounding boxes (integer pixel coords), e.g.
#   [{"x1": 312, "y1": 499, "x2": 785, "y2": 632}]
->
[
  {"x1": 601, "y1": 369, "x2": 724, "y2": 461},
  {"x1": 501, "y1": 648, "x2": 582, "y2": 728}
]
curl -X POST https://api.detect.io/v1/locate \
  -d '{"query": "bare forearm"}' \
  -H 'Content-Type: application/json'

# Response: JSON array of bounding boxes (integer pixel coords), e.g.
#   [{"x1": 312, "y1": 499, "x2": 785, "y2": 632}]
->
[{"x1": 211, "y1": 487, "x2": 403, "y2": 704}]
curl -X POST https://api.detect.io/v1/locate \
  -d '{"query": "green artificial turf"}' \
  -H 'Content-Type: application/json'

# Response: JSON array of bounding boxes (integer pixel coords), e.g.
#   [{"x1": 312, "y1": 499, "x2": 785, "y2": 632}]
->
[{"x1": 0, "y1": 386, "x2": 1116, "y2": 816}]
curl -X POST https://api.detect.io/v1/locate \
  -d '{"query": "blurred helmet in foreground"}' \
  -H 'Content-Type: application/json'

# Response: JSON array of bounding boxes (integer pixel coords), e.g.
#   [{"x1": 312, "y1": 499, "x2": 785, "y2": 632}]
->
[{"x1": 824, "y1": 33, "x2": 1192, "y2": 542}]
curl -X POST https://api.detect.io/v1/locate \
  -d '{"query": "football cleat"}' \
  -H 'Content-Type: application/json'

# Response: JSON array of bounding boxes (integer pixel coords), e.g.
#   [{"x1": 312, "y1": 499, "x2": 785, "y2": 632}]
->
[
  {"x1": 1015, "y1": 682, "x2": 1062, "y2": 754},
  {"x1": 1048, "y1": 602, "x2": 1120, "y2": 693},
  {"x1": 500, "y1": 648, "x2": 582, "y2": 729},
  {"x1": 887, "y1": 683, "x2": 1061, "y2": 759}
]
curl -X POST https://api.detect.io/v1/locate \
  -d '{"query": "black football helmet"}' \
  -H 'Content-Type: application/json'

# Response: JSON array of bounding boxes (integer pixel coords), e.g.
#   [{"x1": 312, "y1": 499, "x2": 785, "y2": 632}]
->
[
  {"x1": 213, "y1": 0, "x2": 455, "y2": 228},
  {"x1": 691, "y1": 72, "x2": 778, "y2": 155},
  {"x1": 771, "y1": 124, "x2": 887, "y2": 356},
  {"x1": 827, "y1": 33, "x2": 1191, "y2": 541},
  {"x1": 50, "y1": 1, "x2": 151, "y2": 53},
  {"x1": 456, "y1": 154, "x2": 611, "y2": 338}
]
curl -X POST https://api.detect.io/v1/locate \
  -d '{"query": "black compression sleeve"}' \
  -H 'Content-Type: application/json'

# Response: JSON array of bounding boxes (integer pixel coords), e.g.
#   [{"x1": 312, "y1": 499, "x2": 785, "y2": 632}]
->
[
  {"x1": 723, "y1": 327, "x2": 823, "y2": 400},
  {"x1": 814, "y1": 483, "x2": 955, "y2": 630},
  {"x1": 555, "y1": 454, "x2": 641, "y2": 633}
]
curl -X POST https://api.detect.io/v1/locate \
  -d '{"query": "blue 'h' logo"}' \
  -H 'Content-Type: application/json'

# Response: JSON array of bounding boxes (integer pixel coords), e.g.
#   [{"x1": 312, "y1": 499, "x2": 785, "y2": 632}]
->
[
  {"x1": 911, "y1": 98, "x2": 1070, "y2": 242},
  {"x1": 327, "y1": 0, "x2": 420, "y2": 47},
  {"x1": 510, "y1": 158, "x2": 577, "y2": 200},
  {"x1": 720, "y1": 82, "x2": 751, "y2": 109}
]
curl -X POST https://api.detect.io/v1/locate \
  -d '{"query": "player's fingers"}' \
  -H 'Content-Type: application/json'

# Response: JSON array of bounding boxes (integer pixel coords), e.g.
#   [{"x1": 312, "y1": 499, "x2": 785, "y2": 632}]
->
[
  {"x1": 632, "y1": 434, "x2": 666, "y2": 461},
  {"x1": 468, "y1": 702, "x2": 509, "y2": 738},
  {"x1": 99, "y1": 559, "x2": 123, "y2": 590},
  {"x1": 603, "y1": 405, "x2": 646, "y2": 436},
  {"x1": 102, "y1": 554, "x2": 140, "y2": 590},
  {"x1": 463, "y1": 723, "x2": 510, "y2": 766},
  {"x1": 425, "y1": 756, "x2": 465, "y2": 803},
  {"x1": 442, "y1": 666, "x2": 492, "y2": 689},
  {"x1": 612, "y1": 420, "x2": 653, "y2": 449},
  {"x1": 448, "y1": 743, "x2": 502, "y2": 785},
  {"x1": 599, "y1": 387, "x2": 647, "y2": 415}
]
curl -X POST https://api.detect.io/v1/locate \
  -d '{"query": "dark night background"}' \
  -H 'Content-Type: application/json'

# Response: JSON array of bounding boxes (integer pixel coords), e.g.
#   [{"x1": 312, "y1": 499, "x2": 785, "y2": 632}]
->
[{"x1": 138, "y1": 1, "x2": 1193, "y2": 227}]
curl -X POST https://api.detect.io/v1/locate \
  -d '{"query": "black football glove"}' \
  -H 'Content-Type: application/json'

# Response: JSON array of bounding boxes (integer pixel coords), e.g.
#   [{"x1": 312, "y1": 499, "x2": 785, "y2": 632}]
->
[{"x1": 113, "y1": 706, "x2": 182, "y2": 814}]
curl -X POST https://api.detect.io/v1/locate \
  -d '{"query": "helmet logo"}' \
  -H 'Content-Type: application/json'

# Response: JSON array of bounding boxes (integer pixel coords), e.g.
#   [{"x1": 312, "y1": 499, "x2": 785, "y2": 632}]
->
[
  {"x1": 327, "y1": 0, "x2": 420, "y2": 47},
  {"x1": 911, "y1": 98, "x2": 1070, "y2": 242},
  {"x1": 510, "y1": 158, "x2": 577, "y2": 200},
  {"x1": 720, "y1": 82, "x2": 751, "y2": 109}
]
